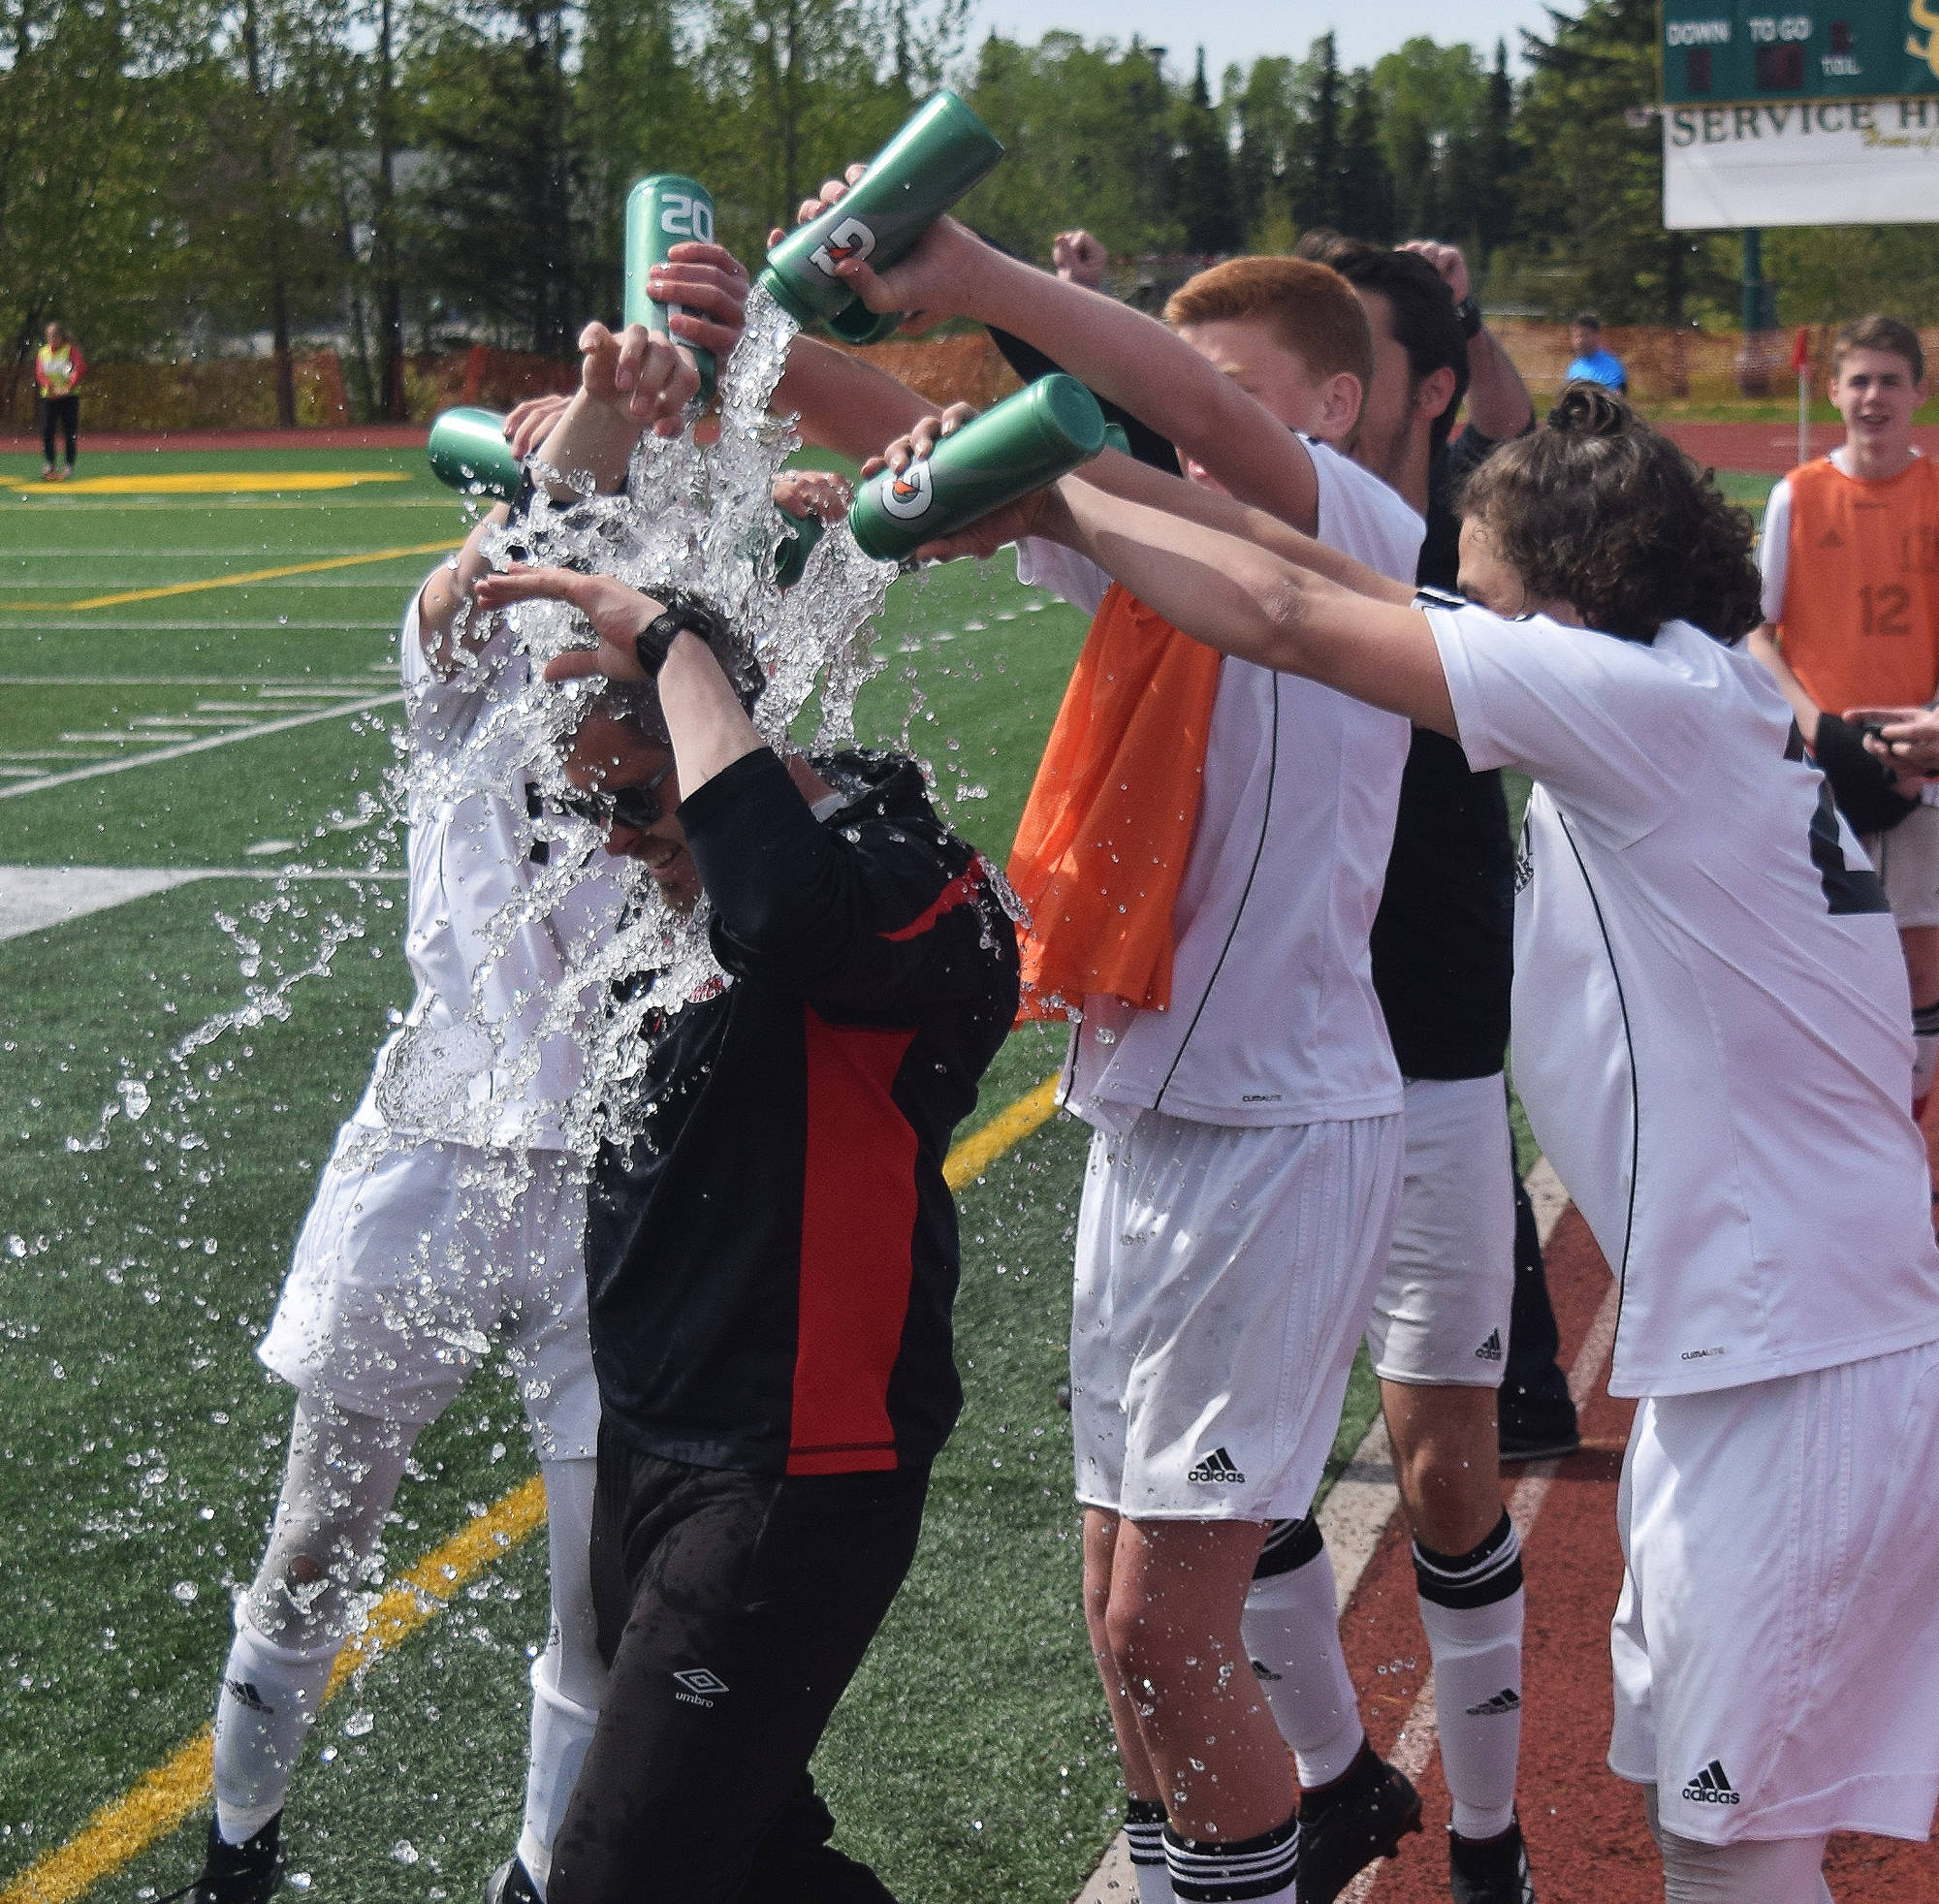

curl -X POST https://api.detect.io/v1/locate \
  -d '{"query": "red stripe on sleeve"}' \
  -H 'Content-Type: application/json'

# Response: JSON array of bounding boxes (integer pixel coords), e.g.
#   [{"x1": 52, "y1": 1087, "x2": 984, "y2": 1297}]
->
[
  {"x1": 878, "y1": 855, "x2": 987, "y2": 942},
  {"x1": 787, "y1": 1007, "x2": 920, "y2": 1475}
]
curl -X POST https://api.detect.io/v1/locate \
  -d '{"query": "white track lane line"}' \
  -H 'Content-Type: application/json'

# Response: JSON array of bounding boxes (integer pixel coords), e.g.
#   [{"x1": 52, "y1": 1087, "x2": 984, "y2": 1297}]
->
[
  {"x1": 0, "y1": 691, "x2": 401, "y2": 799},
  {"x1": 1074, "y1": 1160, "x2": 1576, "y2": 1904}
]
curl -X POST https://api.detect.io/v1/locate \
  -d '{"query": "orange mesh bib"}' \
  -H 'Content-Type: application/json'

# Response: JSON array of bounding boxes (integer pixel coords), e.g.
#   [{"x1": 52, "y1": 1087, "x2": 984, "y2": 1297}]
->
[
  {"x1": 1779, "y1": 455, "x2": 1939, "y2": 717},
  {"x1": 1005, "y1": 583, "x2": 1221, "y2": 1020}
]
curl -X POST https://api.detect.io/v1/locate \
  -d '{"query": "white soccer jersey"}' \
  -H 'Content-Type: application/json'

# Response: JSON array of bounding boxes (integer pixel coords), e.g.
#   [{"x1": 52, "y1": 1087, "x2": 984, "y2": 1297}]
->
[
  {"x1": 1430, "y1": 602, "x2": 1939, "y2": 1396},
  {"x1": 1019, "y1": 439, "x2": 1423, "y2": 1127},
  {"x1": 349, "y1": 593, "x2": 625, "y2": 1151}
]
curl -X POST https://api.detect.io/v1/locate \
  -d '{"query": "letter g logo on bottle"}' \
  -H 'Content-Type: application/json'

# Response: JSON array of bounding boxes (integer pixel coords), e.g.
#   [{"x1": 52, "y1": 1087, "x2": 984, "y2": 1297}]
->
[
  {"x1": 811, "y1": 215, "x2": 877, "y2": 278},
  {"x1": 879, "y1": 458, "x2": 935, "y2": 520}
]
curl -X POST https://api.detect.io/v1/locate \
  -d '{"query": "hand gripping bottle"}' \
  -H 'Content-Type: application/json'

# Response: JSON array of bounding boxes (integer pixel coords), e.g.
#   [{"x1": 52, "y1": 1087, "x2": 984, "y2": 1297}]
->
[
  {"x1": 625, "y1": 174, "x2": 719, "y2": 404},
  {"x1": 428, "y1": 406, "x2": 524, "y2": 500},
  {"x1": 758, "y1": 91, "x2": 1002, "y2": 346},
  {"x1": 847, "y1": 375, "x2": 1105, "y2": 563}
]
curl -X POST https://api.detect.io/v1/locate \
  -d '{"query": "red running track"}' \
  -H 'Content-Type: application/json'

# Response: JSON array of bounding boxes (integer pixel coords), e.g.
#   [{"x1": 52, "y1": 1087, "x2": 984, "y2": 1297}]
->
[{"x1": 1339, "y1": 1205, "x2": 1939, "y2": 1904}]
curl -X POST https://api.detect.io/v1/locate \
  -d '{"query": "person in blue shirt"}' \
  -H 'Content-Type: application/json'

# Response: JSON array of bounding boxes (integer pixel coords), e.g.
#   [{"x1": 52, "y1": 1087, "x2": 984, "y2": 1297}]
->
[{"x1": 1566, "y1": 311, "x2": 1628, "y2": 393}]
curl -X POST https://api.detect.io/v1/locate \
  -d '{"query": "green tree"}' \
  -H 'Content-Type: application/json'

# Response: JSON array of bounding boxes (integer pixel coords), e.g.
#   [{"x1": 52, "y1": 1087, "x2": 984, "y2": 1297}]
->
[
  {"x1": 1290, "y1": 31, "x2": 1342, "y2": 233},
  {"x1": 1224, "y1": 55, "x2": 1298, "y2": 249},
  {"x1": 1509, "y1": 0, "x2": 1729, "y2": 324},
  {"x1": 1336, "y1": 69, "x2": 1394, "y2": 243},
  {"x1": 963, "y1": 33, "x2": 1179, "y2": 266},
  {"x1": 1173, "y1": 47, "x2": 1240, "y2": 255}
]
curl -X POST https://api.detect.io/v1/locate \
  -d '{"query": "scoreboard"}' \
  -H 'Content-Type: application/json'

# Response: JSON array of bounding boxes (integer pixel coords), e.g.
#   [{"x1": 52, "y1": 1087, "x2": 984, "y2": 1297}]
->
[
  {"x1": 1662, "y1": 0, "x2": 1939, "y2": 225},
  {"x1": 1663, "y1": 0, "x2": 1939, "y2": 104}
]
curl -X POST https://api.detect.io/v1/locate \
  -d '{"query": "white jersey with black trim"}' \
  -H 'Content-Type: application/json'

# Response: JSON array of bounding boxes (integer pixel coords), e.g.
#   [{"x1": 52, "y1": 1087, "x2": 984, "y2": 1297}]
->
[
  {"x1": 1429, "y1": 601, "x2": 1939, "y2": 1396},
  {"x1": 349, "y1": 591, "x2": 626, "y2": 1151},
  {"x1": 1019, "y1": 438, "x2": 1422, "y2": 1128}
]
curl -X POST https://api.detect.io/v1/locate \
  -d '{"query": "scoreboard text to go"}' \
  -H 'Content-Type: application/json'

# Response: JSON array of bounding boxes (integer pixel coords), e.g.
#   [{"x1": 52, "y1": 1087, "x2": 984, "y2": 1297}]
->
[{"x1": 1662, "y1": 0, "x2": 1939, "y2": 102}]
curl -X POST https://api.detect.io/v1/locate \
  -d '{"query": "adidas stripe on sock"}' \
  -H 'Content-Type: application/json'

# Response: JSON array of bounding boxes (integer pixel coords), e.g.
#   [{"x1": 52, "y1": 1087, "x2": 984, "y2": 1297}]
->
[
  {"x1": 1126, "y1": 1799, "x2": 1179, "y2": 1904},
  {"x1": 1162, "y1": 1811, "x2": 1299, "y2": 1903},
  {"x1": 1243, "y1": 1520, "x2": 1365, "y2": 1789},
  {"x1": 212, "y1": 1619, "x2": 335, "y2": 1845},
  {"x1": 1414, "y1": 1511, "x2": 1524, "y2": 1841}
]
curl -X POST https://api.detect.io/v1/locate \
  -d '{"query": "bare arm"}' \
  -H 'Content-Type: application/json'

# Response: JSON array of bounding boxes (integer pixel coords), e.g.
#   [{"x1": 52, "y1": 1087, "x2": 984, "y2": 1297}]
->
[
  {"x1": 416, "y1": 504, "x2": 512, "y2": 678},
  {"x1": 1045, "y1": 477, "x2": 1456, "y2": 735},
  {"x1": 1402, "y1": 241, "x2": 1532, "y2": 443},
  {"x1": 796, "y1": 174, "x2": 1323, "y2": 533},
  {"x1": 770, "y1": 333, "x2": 932, "y2": 460},
  {"x1": 1747, "y1": 621, "x2": 1822, "y2": 744}
]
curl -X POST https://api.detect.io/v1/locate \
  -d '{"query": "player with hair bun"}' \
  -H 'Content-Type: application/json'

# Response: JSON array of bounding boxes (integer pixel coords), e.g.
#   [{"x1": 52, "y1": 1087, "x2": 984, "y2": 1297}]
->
[{"x1": 885, "y1": 381, "x2": 1939, "y2": 1904}]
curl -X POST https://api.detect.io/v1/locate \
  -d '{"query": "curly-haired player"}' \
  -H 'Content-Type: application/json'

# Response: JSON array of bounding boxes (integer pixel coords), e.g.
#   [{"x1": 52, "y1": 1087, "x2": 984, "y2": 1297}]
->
[{"x1": 900, "y1": 384, "x2": 1939, "y2": 1904}]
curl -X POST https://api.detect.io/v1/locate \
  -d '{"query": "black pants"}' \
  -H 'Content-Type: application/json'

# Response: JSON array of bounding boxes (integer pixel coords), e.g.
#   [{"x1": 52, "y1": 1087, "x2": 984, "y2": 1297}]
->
[
  {"x1": 1500, "y1": 1172, "x2": 1577, "y2": 1439},
  {"x1": 549, "y1": 1428, "x2": 929, "y2": 1904},
  {"x1": 39, "y1": 395, "x2": 78, "y2": 468}
]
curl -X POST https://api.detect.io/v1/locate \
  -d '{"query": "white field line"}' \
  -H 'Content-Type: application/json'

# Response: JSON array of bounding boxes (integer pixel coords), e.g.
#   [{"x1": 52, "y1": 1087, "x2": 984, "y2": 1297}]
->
[
  {"x1": 1075, "y1": 1158, "x2": 1575, "y2": 1904},
  {"x1": 1340, "y1": 1205, "x2": 1619, "y2": 1904},
  {"x1": 0, "y1": 675, "x2": 394, "y2": 686},
  {"x1": 1, "y1": 691, "x2": 401, "y2": 799},
  {"x1": 0, "y1": 864, "x2": 403, "y2": 940}
]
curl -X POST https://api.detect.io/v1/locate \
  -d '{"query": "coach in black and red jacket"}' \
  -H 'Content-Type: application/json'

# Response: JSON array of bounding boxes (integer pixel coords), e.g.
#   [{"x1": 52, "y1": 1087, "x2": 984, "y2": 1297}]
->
[{"x1": 473, "y1": 563, "x2": 1019, "y2": 1904}]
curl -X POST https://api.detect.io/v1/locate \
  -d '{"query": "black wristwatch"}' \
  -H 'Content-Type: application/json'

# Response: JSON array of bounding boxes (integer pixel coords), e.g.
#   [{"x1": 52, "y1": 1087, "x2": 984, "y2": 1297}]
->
[
  {"x1": 634, "y1": 592, "x2": 726, "y2": 678},
  {"x1": 1454, "y1": 295, "x2": 1483, "y2": 339}
]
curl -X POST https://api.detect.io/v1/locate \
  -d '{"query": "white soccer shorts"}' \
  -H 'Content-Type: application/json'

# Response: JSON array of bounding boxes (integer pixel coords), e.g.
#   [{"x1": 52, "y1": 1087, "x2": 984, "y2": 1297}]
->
[
  {"x1": 1865, "y1": 802, "x2": 1939, "y2": 931},
  {"x1": 1607, "y1": 1335, "x2": 1939, "y2": 1844},
  {"x1": 1069, "y1": 1109, "x2": 1403, "y2": 1523},
  {"x1": 260, "y1": 1125, "x2": 599, "y2": 1459},
  {"x1": 1365, "y1": 1072, "x2": 1517, "y2": 1388}
]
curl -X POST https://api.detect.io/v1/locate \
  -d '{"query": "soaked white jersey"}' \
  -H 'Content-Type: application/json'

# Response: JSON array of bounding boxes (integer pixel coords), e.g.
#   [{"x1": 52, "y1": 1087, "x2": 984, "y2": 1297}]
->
[
  {"x1": 1020, "y1": 439, "x2": 1422, "y2": 1128},
  {"x1": 1430, "y1": 603, "x2": 1939, "y2": 1396},
  {"x1": 350, "y1": 592, "x2": 625, "y2": 1151}
]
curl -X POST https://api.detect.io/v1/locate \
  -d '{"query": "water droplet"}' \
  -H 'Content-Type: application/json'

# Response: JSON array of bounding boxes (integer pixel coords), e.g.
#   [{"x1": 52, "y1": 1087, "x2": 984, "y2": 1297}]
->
[
  {"x1": 172, "y1": 1580, "x2": 198, "y2": 1604},
  {"x1": 343, "y1": 1710, "x2": 374, "y2": 1737},
  {"x1": 392, "y1": 1840, "x2": 419, "y2": 1864}
]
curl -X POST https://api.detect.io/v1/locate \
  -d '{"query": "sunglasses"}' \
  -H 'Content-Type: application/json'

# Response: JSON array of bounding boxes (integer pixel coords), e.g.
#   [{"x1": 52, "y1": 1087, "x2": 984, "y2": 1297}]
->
[{"x1": 557, "y1": 755, "x2": 678, "y2": 832}]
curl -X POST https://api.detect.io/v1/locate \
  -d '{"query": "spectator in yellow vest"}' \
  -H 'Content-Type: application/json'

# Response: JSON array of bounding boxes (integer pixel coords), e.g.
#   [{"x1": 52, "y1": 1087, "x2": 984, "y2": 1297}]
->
[{"x1": 34, "y1": 322, "x2": 86, "y2": 481}]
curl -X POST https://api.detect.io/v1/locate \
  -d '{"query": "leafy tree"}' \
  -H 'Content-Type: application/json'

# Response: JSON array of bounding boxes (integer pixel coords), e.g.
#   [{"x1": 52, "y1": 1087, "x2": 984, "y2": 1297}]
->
[
  {"x1": 1224, "y1": 55, "x2": 1298, "y2": 250},
  {"x1": 963, "y1": 33, "x2": 1179, "y2": 266}
]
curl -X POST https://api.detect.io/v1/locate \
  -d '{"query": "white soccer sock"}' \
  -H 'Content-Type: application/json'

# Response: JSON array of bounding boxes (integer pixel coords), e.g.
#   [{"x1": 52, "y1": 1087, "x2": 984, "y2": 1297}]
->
[
  {"x1": 211, "y1": 1618, "x2": 335, "y2": 1845},
  {"x1": 1242, "y1": 1521, "x2": 1366, "y2": 1788},
  {"x1": 515, "y1": 1457, "x2": 605, "y2": 1898},
  {"x1": 1911, "y1": 1000, "x2": 1939, "y2": 1110},
  {"x1": 1162, "y1": 1812, "x2": 1299, "y2": 1903},
  {"x1": 1413, "y1": 1512, "x2": 1523, "y2": 1841},
  {"x1": 1124, "y1": 1799, "x2": 1178, "y2": 1904}
]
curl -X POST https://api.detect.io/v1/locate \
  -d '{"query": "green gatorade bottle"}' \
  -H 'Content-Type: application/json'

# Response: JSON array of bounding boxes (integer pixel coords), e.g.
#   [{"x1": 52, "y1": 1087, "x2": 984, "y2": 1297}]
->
[
  {"x1": 427, "y1": 406, "x2": 523, "y2": 500},
  {"x1": 758, "y1": 91, "x2": 1002, "y2": 345},
  {"x1": 847, "y1": 375, "x2": 1105, "y2": 563},
  {"x1": 625, "y1": 175, "x2": 719, "y2": 404}
]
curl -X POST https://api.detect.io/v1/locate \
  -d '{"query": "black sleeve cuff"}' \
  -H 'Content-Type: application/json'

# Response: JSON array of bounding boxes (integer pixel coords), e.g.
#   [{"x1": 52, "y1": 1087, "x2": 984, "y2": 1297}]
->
[{"x1": 1812, "y1": 713, "x2": 1920, "y2": 835}]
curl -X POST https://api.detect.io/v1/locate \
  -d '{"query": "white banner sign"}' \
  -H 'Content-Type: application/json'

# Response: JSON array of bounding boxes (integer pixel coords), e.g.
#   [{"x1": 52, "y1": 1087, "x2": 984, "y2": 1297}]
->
[{"x1": 1664, "y1": 96, "x2": 1939, "y2": 226}]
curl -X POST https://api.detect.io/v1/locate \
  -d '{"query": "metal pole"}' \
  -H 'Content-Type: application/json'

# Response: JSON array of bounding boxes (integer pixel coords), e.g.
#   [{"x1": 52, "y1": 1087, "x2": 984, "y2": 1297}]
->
[{"x1": 1741, "y1": 228, "x2": 1764, "y2": 337}]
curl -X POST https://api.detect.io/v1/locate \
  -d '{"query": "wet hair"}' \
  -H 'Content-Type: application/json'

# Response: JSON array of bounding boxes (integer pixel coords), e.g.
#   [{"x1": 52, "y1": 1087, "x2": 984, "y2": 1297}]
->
[
  {"x1": 1572, "y1": 311, "x2": 1601, "y2": 333},
  {"x1": 1831, "y1": 313, "x2": 1924, "y2": 387},
  {"x1": 1291, "y1": 231, "x2": 1470, "y2": 457},
  {"x1": 1163, "y1": 257, "x2": 1376, "y2": 401},
  {"x1": 1456, "y1": 385, "x2": 1763, "y2": 646}
]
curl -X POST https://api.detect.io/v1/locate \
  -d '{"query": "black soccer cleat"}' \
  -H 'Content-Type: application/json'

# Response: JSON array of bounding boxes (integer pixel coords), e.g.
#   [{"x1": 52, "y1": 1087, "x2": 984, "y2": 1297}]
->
[
  {"x1": 483, "y1": 1855, "x2": 543, "y2": 1904},
  {"x1": 1295, "y1": 1742, "x2": 1423, "y2": 1903},
  {"x1": 161, "y1": 1813, "x2": 285, "y2": 1904},
  {"x1": 1448, "y1": 1815, "x2": 1538, "y2": 1904}
]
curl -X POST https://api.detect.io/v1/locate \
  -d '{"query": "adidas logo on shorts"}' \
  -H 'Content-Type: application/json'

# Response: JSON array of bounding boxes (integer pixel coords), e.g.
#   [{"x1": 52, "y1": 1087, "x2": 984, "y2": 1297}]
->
[
  {"x1": 1465, "y1": 1687, "x2": 1521, "y2": 1717},
  {"x1": 1187, "y1": 1446, "x2": 1247, "y2": 1484},
  {"x1": 1475, "y1": 1329, "x2": 1504, "y2": 1361},
  {"x1": 1682, "y1": 1760, "x2": 1740, "y2": 1805}
]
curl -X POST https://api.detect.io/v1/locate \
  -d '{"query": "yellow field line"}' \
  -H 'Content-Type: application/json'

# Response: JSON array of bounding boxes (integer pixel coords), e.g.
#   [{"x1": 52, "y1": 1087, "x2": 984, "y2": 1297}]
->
[
  {"x1": 0, "y1": 1075, "x2": 1062, "y2": 1904},
  {"x1": 0, "y1": 540, "x2": 463, "y2": 615}
]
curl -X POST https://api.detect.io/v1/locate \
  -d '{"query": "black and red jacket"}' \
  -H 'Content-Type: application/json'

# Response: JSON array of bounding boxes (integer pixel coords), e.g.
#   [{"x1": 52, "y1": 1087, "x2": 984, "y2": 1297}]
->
[{"x1": 586, "y1": 746, "x2": 1019, "y2": 1477}]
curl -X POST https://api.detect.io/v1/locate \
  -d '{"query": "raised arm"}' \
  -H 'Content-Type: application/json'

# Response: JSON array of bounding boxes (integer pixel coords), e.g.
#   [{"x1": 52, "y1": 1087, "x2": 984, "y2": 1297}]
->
[
  {"x1": 796, "y1": 175, "x2": 1324, "y2": 533},
  {"x1": 1032, "y1": 474, "x2": 1455, "y2": 735},
  {"x1": 770, "y1": 333, "x2": 933, "y2": 461},
  {"x1": 1403, "y1": 240, "x2": 1531, "y2": 443}
]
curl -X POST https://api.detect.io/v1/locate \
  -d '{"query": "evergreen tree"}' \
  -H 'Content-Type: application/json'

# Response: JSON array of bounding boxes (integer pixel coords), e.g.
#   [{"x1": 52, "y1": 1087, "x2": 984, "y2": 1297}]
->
[
  {"x1": 1336, "y1": 69, "x2": 1394, "y2": 242},
  {"x1": 1291, "y1": 32, "x2": 1341, "y2": 233},
  {"x1": 1173, "y1": 47, "x2": 1241, "y2": 254},
  {"x1": 1512, "y1": 0, "x2": 1729, "y2": 323},
  {"x1": 1226, "y1": 55, "x2": 1298, "y2": 248}
]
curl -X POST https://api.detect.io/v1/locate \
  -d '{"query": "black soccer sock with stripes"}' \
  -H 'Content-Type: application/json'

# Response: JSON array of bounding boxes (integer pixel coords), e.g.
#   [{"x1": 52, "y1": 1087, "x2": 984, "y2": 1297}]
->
[
  {"x1": 1125, "y1": 1798, "x2": 1178, "y2": 1904},
  {"x1": 1162, "y1": 1810, "x2": 1299, "y2": 1902},
  {"x1": 1241, "y1": 1516, "x2": 1366, "y2": 1787},
  {"x1": 1414, "y1": 1509, "x2": 1524, "y2": 1842}
]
